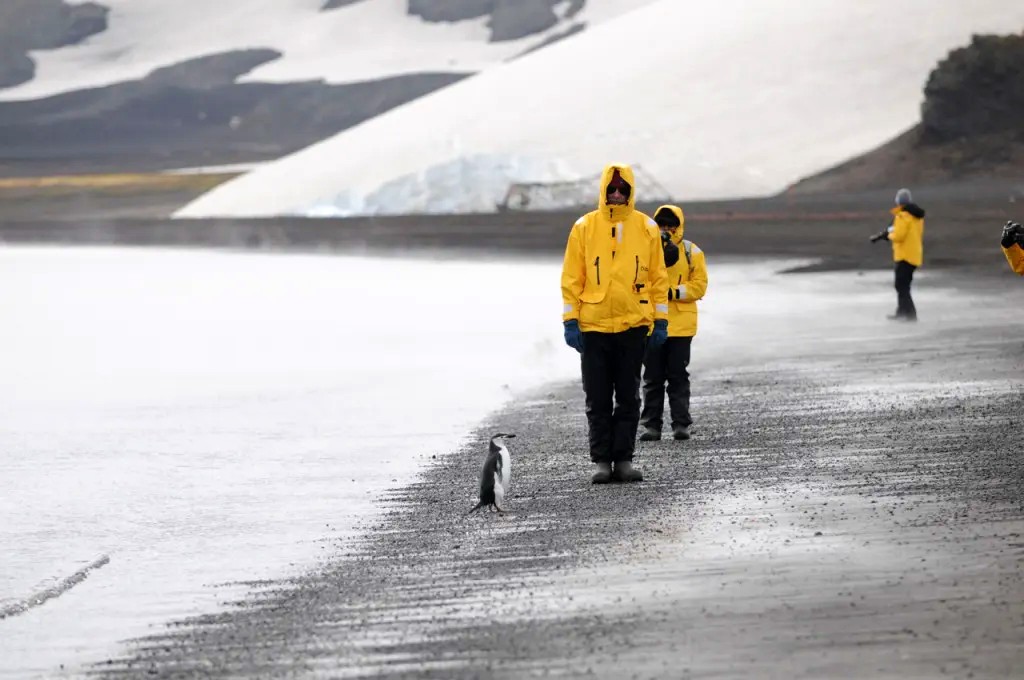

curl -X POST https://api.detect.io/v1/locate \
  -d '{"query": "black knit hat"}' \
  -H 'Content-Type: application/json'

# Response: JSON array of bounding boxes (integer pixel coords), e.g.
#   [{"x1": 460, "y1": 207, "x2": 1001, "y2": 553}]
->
[{"x1": 654, "y1": 207, "x2": 680, "y2": 228}]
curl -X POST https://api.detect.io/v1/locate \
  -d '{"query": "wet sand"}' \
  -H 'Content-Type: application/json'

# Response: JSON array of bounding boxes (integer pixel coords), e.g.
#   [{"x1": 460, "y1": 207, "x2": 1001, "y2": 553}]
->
[
  {"x1": 5, "y1": 181, "x2": 1021, "y2": 677},
  {"x1": 95, "y1": 264, "x2": 1024, "y2": 678}
]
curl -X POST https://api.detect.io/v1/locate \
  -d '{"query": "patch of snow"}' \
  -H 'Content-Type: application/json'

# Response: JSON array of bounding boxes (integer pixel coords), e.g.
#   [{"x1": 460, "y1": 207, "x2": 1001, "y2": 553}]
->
[
  {"x1": 304, "y1": 153, "x2": 579, "y2": 216},
  {"x1": 1, "y1": 0, "x2": 658, "y2": 102},
  {"x1": 163, "y1": 162, "x2": 265, "y2": 175},
  {"x1": 301, "y1": 156, "x2": 672, "y2": 216},
  {"x1": 175, "y1": 0, "x2": 1024, "y2": 218}
]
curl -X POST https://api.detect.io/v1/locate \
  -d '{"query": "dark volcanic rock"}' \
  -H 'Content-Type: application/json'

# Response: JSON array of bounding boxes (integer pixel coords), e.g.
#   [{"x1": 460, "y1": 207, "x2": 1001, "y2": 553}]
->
[
  {"x1": 787, "y1": 32, "x2": 1024, "y2": 195},
  {"x1": 0, "y1": 46, "x2": 35, "y2": 90},
  {"x1": 146, "y1": 50, "x2": 282, "y2": 90},
  {"x1": 55, "y1": 2, "x2": 108, "y2": 47},
  {"x1": 321, "y1": 0, "x2": 364, "y2": 10},
  {"x1": 921, "y1": 32, "x2": 1024, "y2": 143},
  {"x1": 0, "y1": 50, "x2": 466, "y2": 175},
  {"x1": 407, "y1": 0, "x2": 569, "y2": 42},
  {"x1": 490, "y1": 0, "x2": 559, "y2": 42},
  {"x1": 408, "y1": 0, "x2": 492, "y2": 22},
  {"x1": 0, "y1": 0, "x2": 109, "y2": 89}
]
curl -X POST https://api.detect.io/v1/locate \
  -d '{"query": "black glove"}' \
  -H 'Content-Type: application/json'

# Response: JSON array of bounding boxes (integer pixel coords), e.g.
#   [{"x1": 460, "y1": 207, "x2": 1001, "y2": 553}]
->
[
  {"x1": 662, "y1": 233, "x2": 680, "y2": 267},
  {"x1": 869, "y1": 228, "x2": 889, "y2": 243},
  {"x1": 1001, "y1": 221, "x2": 1023, "y2": 248}
]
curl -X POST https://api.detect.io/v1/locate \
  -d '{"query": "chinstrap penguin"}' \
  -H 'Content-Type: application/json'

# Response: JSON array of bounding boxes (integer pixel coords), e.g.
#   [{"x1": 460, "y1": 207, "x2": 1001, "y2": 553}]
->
[{"x1": 468, "y1": 433, "x2": 515, "y2": 513}]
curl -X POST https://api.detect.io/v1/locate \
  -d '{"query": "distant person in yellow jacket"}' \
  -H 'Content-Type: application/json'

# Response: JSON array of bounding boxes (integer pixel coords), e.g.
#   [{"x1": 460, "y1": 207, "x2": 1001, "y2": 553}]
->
[
  {"x1": 639, "y1": 205, "x2": 708, "y2": 442},
  {"x1": 870, "y1": 188, "x2": 924, "y2": 321},
  {"x1": 1001, "y1": 221, "x2": 1024, "y2": 275},
  {"x1": 561, "y1": 164, "x2": 669, "y2": 484}
]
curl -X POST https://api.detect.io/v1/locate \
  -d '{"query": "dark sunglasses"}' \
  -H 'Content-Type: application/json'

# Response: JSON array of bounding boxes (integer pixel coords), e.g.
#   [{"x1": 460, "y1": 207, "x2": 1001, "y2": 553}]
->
[{"x1": 606, "y1": 183, "x2": 631, "y2": 196}]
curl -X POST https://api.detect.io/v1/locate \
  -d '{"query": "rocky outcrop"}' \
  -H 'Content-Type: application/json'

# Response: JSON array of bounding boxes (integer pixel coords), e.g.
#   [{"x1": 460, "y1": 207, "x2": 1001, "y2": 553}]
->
[
  {"x1": 321, "y1": 0, "x2": 364, "y2": 10},
  {"x1": 0, "y1": 0, "x2": 109, "y2": 88},
  {"x1": 146, "y1": 50, "x2": 282, "y2": 90},
  {"x1": 407, "y1": 0, "x2": 571, "y2": 42},
  {"x1": 490, "y1": 0, "x2": 559, "y2": 42},
  {"x1": 921, "y1": 33, "x2": 1024, "y2": 144},
  {"x1": 0, "y1": 1, "x2": 582, "y2": 175},
  {"x1": 786, "y1": 32, "x2": 1024, "y2": 194},
  {"x1": 0, "y1": 50, "x2": 466, "y2": 176},
  {"x1": 407, "y1": 0, "x2": 492, "y2": 22}
]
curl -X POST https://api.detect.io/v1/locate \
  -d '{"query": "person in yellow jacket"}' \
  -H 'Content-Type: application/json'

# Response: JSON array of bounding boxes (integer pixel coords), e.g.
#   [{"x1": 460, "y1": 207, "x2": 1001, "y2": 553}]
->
[
  {"x1": 639, "y1": 205, "x2": 708, "y2": 442},
  {"x1": 870, "y1": 188, "x2": 924, "y2": 321},
  {"x1": 561, "y1": 164, "x2": 669, "y2": 484},
  {"x1": 1000, "y1": 221, "x2": 1024, "y2": 275}
]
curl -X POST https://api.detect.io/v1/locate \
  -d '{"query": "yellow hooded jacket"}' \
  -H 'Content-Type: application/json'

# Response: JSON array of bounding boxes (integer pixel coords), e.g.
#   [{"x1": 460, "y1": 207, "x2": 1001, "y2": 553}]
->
[
  {"x1": 1003, "y1": 244, "x2": 1024, "y2": 276},
  {"x1": 655, "y1": 205, "x2": 708, "y2": 337},
  {"x1": 561, "y1": 164, "x2": 669, "y2": 333},
  {"x1": 889, "y1": 204, "x2": 925, "y2": 267}
]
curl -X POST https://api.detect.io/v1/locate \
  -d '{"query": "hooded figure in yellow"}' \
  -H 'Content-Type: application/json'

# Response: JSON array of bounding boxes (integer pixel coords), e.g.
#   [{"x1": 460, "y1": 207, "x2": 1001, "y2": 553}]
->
[
  {"x1": 870, "y1": 188, "x2": 924, "y2": 321},
  {"x1": 640, "y1": 205, "x2": 708, "y2": 442},
  {"x1": 1001, "y1": 221, "x2": 1024, "y2": 275},
  {"x1": 561, "y1": 163, "x2": 669, "y2": 484}
]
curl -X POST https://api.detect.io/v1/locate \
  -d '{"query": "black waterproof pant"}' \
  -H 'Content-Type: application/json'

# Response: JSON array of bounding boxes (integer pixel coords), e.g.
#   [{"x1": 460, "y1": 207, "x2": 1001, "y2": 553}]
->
[
  {"x1": 581, "y1": 326, "x2": 648, "y2": 463},
  {"x1": 894, "y1": 260, "x2": 917, "y2": 320},
  {"x1": 640, "y1": 336, "x2": 693, "y2": 430}
]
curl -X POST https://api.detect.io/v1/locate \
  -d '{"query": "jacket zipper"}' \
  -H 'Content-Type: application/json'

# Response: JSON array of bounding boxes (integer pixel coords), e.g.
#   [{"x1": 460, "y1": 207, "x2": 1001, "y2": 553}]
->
[
  {"x1": 595, "y1": 256, "x2": 601, "y2": 285},
  {"x1": 634, "y1": 256, "x2": 639, "y2": 284}
]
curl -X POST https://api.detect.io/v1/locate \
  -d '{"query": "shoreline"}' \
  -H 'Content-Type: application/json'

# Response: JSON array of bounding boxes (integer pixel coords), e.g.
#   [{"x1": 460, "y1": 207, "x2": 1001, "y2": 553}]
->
[
  {"x1": 1, "y1": 179, "x2": 1021, "y2": 275},
  {"x1": 96, "y1": 267, "x2": 1024, "y2": 678}
]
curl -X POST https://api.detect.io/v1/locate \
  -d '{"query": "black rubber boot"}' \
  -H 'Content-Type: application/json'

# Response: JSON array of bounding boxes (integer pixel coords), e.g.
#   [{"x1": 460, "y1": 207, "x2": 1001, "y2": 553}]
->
[
  {"x1": 613, "y1": 460, "x2": 643, "y2": 482},
  {"x1": 639, "y1": 426, "x2": 661, "y2": 441},
  {"x1": 591, "y1": 462, "x2": 613, "y2": 484}
]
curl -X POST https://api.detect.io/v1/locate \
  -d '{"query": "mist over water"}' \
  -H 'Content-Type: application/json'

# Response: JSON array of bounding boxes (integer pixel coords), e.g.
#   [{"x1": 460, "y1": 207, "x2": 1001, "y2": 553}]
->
[
  {"x1": 0, "y1": 246, "x2": 923, "y2": 677},
  {"x1": 0, "y1": 247, "x2": 577, "y2": 678}
]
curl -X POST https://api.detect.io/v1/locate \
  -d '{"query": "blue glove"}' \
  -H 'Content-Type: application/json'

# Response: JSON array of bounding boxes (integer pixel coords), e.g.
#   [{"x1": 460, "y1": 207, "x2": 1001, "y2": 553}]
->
[
  {"x1": 563, "y1": 320, "x2": 584, "y2": 353},
  {"x1": 649, "y1": 319, "x2": 668, "y2": 348}
]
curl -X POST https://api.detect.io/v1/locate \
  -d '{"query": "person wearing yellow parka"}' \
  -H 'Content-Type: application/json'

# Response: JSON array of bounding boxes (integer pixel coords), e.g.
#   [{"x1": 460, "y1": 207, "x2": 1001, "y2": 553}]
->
[
  {"x1": 1001, "y1": 221, "x2": 1024, "y2": 275},
  {"x1": 639, "y1": 205, "x2": 708, "y2": 442},
  {"x1": 561, "y1": 163, "x2": 669, "y2": 484},
  {"x1": 870, "y1": 188, "x2": 924, "y2": 321}
]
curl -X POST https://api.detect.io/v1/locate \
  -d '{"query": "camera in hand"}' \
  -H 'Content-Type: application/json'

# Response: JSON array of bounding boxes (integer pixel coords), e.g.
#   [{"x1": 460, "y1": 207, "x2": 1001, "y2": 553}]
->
[{"x1": 869, "y1": 228, "x2": 889, "y2": 243}]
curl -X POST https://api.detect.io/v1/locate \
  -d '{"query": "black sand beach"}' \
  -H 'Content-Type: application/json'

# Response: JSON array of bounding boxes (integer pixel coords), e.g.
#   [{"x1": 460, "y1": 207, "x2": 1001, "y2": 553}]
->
[
  {"x1": 74, "y1": 250, "x2": 1021, "y2": 678},
  {"x1": 3, "y1": 183, "x2": 1023, "y2": 678}
]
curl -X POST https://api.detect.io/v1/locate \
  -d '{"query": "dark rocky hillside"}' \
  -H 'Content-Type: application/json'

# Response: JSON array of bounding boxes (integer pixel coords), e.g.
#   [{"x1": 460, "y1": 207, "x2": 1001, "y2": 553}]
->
[
  {"x1": 787, "y1": 32, "x2": 1024, "y2": 195},
  {"x1": 0, "y1": 0, "x2": 589, "y2": 176},
  {"x1": 0, "y1": 0, "x2": 108, "y2": 88}
]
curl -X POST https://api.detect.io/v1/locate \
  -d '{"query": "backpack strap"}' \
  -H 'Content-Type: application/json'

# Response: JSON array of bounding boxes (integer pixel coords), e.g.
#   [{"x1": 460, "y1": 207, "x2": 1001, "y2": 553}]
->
[{"x1": 682, "y1": 240, "x2": 693, "y2": 268}]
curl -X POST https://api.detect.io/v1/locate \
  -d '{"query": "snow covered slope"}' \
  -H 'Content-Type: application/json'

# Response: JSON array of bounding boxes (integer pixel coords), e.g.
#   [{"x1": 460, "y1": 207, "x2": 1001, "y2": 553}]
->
[
  {"x1": 176, "y1": 0, "x2": 1024, "y2": 217},
  {"x1": 1, "y1": 0, "x2": 657, "y2": 102}
]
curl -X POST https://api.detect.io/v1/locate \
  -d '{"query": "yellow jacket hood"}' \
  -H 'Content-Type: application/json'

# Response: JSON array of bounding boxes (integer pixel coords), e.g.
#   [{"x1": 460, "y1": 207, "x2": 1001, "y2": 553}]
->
[
  {"x1": 654, "y1": 204, "x2": 685, "y2": 242},
  {"x1": 598, "y1": 163, "x2": 636, "y2": 222}
]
